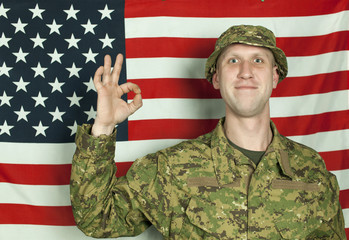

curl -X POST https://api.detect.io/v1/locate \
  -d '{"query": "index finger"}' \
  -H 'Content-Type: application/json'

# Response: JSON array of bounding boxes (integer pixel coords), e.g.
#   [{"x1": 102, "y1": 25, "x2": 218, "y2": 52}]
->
[{"x1": 111, "y1": 53, "x2": 124, "y2": 84}]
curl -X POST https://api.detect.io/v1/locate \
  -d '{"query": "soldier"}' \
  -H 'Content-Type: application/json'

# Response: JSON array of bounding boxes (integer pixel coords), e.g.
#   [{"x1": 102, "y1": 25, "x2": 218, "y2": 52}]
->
[{"x1": 70, "y1": 25, "x2": 346, "y2": 239}]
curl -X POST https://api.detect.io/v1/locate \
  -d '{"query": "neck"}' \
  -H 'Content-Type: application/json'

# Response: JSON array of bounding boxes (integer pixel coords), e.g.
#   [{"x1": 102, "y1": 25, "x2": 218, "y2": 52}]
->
[{"x1": 223, "y1": 112, "x2": 273, "y2": 152}]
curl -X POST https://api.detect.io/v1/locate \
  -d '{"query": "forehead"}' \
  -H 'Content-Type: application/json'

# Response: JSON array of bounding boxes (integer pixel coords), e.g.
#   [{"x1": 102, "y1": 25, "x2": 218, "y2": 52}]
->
[{"x1": 219, "y1": 43, "x2": 274, "y2": 59}]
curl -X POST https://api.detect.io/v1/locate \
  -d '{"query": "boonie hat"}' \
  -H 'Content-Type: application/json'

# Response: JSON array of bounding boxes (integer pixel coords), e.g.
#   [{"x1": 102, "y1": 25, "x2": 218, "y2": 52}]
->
[{"x1": 205, "y1": 25, "x2": 288, "y2": 83}]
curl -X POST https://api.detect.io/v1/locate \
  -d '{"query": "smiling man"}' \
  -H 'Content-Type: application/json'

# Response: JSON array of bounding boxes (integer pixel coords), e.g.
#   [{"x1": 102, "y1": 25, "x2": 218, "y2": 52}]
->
[{"x1": 70, "y1": 25, "x2": 346, "y2": 239}]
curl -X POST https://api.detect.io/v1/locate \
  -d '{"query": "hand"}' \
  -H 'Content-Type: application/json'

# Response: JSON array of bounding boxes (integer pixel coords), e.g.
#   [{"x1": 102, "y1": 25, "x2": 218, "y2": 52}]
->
[{"x1": 91, "y1": 54, "x2": 143, "y2": 137}]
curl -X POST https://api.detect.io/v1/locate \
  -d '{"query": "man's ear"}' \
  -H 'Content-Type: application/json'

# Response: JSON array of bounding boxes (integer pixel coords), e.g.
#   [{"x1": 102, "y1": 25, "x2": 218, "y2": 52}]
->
[
  {"x1": 212, "y1": 72, "x2": 220, "y2": 90},
  {"x1": 272, "y1": 66, "x2": 279, "y2": 89}
]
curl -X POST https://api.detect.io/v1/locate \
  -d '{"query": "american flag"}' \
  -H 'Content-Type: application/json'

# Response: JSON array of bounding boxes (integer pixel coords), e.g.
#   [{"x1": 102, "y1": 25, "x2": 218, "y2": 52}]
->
[{"x1": 0, "y1": 0, "x2": 348, "y2": 239}]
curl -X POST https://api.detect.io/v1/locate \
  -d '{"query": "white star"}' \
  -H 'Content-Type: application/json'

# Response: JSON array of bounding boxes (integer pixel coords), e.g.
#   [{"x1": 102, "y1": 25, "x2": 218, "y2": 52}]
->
[
  {"x1": 47, "y1": 48, "x2": 64, "y2": 63},
  {"x1": 99, "y1": 33, "x2": 115, "y2": 49},
  {"x1": 13, "y1": 77, "x2": 30, "y2": 92},
  {"x1": 0, "y1": 3, "x2": 10, "y2": 18},
  {"x1": 30, "y1": 33, "x2": 46, "y2": 48},
  {"x1": 12, "y1": 18, "x2": 28, "y2": 33},
  {"x1": 81, "y1": 19, "x2": 97, "y2": 34},
  {"x1": 67, "y1": 121, "x2": 78, "y2": 136},
  {"x1": 14, "y1": 106, "x2": 30, "y2": 122},
  {"x1": 65, "y1": 34, "x2": 81, "y2": 49},
  {"x1": 49, "y1": 107, "x2": 65, "y2": 122},
  {"x1": 64, "y1": 5, "x2": 79, "y2": 20},
  {"x1": 0, "y1": 33, "x2": 11, "y2": 47},
  {"x1": 33, "y1": 121, "x2": 49, "y2": 137},
  {"x1": 98, "y1": 4, "x2": 114, "y2": 20},
  {"x1": 47, "y1": 19, "x2": 62, "y2": 35},
  {"x1": 0, "y1": 121, "x2": 14, "y2": 136},
  {"x1": 67, "y1": 92, "x2": 82, "y2": 107},
  {"x1": 0, "y1": 62, "x2": 12, "y2": 77},
  {"x1": 49, "y1": 78, "x2": 65, "y2": 93},
  {"x1": 84, "y1": 77, "x2": 96, "y2": 92},
  {"x1": 84, "y1": 106, "x2": 96, "y2": 121},
  {"x1": 31, "y1": 62, "x2": 47, "y2": 78},
  {"x1": 0, "y1": 91, "x2": 13, "y2": 106},
  {"x1": 29, "y1": 4, "x2": 45, "y2": 19},
  {"x1": 13, "y1": 47, "x2": 29, "y2": 63},
  {"x1": 32, "y1": 92, "x2": 48, "y2": 107},
  {"x1": 66, "y1": 63, "x2": 82, "y2": 78},
  {"x1": 82, "y1": 48, "x2": 98, "y2": 63}
]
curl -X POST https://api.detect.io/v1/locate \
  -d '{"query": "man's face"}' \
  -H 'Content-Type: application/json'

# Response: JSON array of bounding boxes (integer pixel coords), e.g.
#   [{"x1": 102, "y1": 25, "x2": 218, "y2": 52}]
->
[{"x1": 212, "y1": 44, "x2": 279, "y2": 118}]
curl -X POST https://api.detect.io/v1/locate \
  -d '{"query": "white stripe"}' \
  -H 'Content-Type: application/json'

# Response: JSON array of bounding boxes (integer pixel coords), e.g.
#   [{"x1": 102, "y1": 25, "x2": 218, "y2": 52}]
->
[
  {"x1": 0, "y1": 225, "x2": 162, "y2": 240},
  {"x1": 0, "y1": 183, "x2": 70, "y2": 206},
  {"x1": 125, "y1": 11, "x2": 349, "y2": 38},
  {"x1": 0, "y1": 142, "x2": 76, "y2": 164},
  {"x1": 129, "y1": 91, "x2": 348, "y2": 120},
  {"x1": 125, "y1": 51, "x2": 349, "y2": 79},
  {"x1": 289, "y1": 129, "x2": 349, "y2": 153},
  {"x1": 344, "y1": 208, "x2": 349, "y2": 228},
  {"x1": 331, "y1": 169, "x2": 349, "y2": 191}
]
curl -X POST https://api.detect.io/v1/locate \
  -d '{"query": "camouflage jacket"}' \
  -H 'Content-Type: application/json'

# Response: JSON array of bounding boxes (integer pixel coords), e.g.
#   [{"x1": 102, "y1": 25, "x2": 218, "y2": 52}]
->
[{"x1": 70, "y1": 119, "x2": 346, "y2": 239}]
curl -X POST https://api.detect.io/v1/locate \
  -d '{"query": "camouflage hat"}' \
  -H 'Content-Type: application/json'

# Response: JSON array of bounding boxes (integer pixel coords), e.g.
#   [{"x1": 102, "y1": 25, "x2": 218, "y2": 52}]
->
[{"x1": 205, "y1": 25, "x2": 288, "y2": 83}]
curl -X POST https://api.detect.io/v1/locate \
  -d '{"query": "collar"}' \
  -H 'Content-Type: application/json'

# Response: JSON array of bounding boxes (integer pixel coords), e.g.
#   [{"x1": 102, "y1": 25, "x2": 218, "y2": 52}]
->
[{"x1": 211, "y1": 118, "x2": 294, "y2": 187}]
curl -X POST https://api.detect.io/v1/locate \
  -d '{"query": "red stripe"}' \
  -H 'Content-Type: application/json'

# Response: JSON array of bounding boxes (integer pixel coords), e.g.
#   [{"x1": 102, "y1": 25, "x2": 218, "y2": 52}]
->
[
  {"x1": 346, "y1": 228, "x2": 349, "y2": 240},
  {"x1": 115, "y1": 162, "x2": 133, "y2": 178},
  {"x1": 128, "y1": 72, "x2": 348, "y2": 99},
  {"x1": 0, "y1": 164, "x2": 71, "y2": 185},
  {"x1": 339, "y1": 189, "x2": 349, "y2": 209},
  {"x1": 0, "y1": 204, "x2": 75, "y2": 225},
  {"x1": 125, "y1": 32, "x2": 349, "y2": 58},
  {"x1": 321, "y1": 150, "x2": 349, "y2": 171},
  {"x1": 272, "y1": 110, "x2": 349, "y2": 137},
  {"x1": 125, "y1": 0, "x2": 349, "y2": 18}
]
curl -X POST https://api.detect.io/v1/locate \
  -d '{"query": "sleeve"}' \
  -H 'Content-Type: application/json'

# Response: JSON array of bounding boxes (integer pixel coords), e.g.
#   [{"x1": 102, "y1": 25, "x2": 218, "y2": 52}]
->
[{"x1": 70, "y1": 124, "x2": 152, "y2": 238}]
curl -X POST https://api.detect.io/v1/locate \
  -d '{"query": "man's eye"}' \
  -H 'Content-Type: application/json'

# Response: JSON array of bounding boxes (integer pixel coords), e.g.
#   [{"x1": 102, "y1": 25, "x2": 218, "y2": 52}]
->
[
  {"x1": 254, "y1": 58, "x2": 263, "y2": 63},
  {"x1": 229, "y1": 58, "x2": 238, "y2": 63}
]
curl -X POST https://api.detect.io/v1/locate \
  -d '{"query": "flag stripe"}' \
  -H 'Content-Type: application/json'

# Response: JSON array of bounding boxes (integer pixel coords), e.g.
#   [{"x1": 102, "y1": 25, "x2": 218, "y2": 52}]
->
[
  {"x1": 0, "y1": 204, "x2": 75, "y2": 226},
  {"x1": 125, "y1": 52, "x2": 348, "y2": 80},
  {"x1": 320, "y1": 150, "x2": 349, "y2": 171},
  {"x1": 125, "y1": 31, "x2": 349, "y2": 59},
  {"x1": 340, "y1": 190, "x2": 349, "y2": 209},
  {"x1": 127, "y1": 71, "x2": 348, "y2": 99},
  {"x1": 125, "y1": 0, "x2": 349, "y2": 18},
  {"x1": 128, "y1": 91, "x2": 348, "y2": 121},
  {"x1": 124, "y1": 12, "x2": 349, "y2": 39}
]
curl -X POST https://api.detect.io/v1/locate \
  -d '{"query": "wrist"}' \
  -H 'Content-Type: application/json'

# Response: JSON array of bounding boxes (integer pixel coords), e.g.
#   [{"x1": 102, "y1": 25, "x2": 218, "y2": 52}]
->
[{"x1": 91, "y1": 122, "x2": 115, "y2": 137}]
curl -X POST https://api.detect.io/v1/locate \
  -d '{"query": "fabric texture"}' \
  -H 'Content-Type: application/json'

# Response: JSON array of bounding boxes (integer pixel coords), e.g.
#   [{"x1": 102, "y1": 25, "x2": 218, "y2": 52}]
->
[{"x1": 70, "y1": 119, "x2": 346, "y2": 239}]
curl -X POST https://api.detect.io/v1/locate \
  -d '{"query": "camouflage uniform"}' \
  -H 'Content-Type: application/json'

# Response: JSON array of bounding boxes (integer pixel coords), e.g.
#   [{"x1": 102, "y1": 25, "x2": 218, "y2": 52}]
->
[{"x1": 70, "y1": 119, "x2": 346, "y2": 239}]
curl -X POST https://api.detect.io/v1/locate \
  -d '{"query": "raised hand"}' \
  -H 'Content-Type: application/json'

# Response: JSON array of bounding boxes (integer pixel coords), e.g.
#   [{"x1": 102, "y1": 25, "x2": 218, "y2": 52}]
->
[{"x1": 91, "y1": 54, "x2": 143, "y2": 137}]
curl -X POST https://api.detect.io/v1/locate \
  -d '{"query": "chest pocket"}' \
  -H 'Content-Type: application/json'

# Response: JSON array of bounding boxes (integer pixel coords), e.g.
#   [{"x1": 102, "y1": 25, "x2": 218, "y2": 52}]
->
[
  {"x1": 185, "y1": 196, "x2": 247, "y2": 239},
  {"x1": 270, "y1": 179, "x2": 338, "y2": 239}
]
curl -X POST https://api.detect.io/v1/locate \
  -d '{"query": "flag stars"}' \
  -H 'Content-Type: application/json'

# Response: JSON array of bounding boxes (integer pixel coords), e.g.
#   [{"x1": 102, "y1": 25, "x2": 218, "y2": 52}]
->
[
  {"x1": 65, "y1": 34, "x2": 81, "y2": 49},
  {"x1": 13, "y1": 77, "x2": 30, "y2": 92},
  {"x1": 64, "y1": 5, "x2": 79, "y2": 20},
  {"x1": 84, "y1": 106, "x2": 96, "y2": 121},
  {"x1": 67, "y1": 121, "x2": 78, "y2": 136},
  {"x1": 13, "y1": 47, "x2": 29, "y2": 63},
  {"x1": 66, "y1": 63, "x2": 82, "y2": 78},
  {"x1": 81, "y1": 19, "x2": 97, "y2": 34},
  {"x1": 100, "y1": 33, "x2": 115, "y2": 49},
  {"x1": 67, "y1": 92, "x2": 82, "y2": 107},
  {"x1": 84, "y1": 77, "x2": 96, "y2": 92},
  {"x1": 48, "y1": 48, "x2": 64, "y2": 63},
  {"x1": 47, "y1": 20, "x2": 63, "y2": 35},
  {"x1": 49, "y1": 107, "x2": 65, "y2": 122},
  {"x1": 30, "y1": 33, "x2": 46, "y2": 49},
  {"x1": 0, "y1": 121, "x2": 14, "y2": 136},
  {"x1": 82, "y1": 48, "x2": 98, "y2": 63},
  {"x1": 0, "y1": 62, "x2": 13, "y2": 77},
  {"x1": 0, "y1": 3, "x2": 10, "y2": 18},
  {"x1": 32, "y1": 92, "x2": 48, "y2": 107},
  {"x1": 14, "y1": 106, "x2": 30, "y2": 122},
  {"x1": 0, "y1": 91, "x2": 13, "y2": 106},
  {"x1": 31, "y1": 62, "x2": 47, "y2": 78},
  {"x1": 29, "y1": 4, "x2": 45, "y2": 19},
  {"x1": 33, "y1": 121, "x2": 49, "y2": 137},
  {"x1": 12, "y1": 18, "x2": 28, "y2": 33},
  {"x1": 0, "y1": 33, "x2": 11, "y2": 47},
  {"x1": 49, "y1": 78, "x2": 65, "y2": 93},
  {"x1": 98, "y1": 4, "x2": 114, "y2": 20}
]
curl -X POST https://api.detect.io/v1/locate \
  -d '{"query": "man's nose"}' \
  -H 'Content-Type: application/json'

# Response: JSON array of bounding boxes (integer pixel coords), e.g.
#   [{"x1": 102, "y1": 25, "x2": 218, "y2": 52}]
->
[{"x1": 237, "y1": 61, "x2": 253, "y2": 79}]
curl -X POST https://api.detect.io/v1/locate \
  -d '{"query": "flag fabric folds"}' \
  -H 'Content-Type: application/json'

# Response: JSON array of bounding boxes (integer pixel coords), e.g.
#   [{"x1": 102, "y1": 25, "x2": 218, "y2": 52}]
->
[{"x1": 0, "y1": 0, "x2": 348, "y2": 239}]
